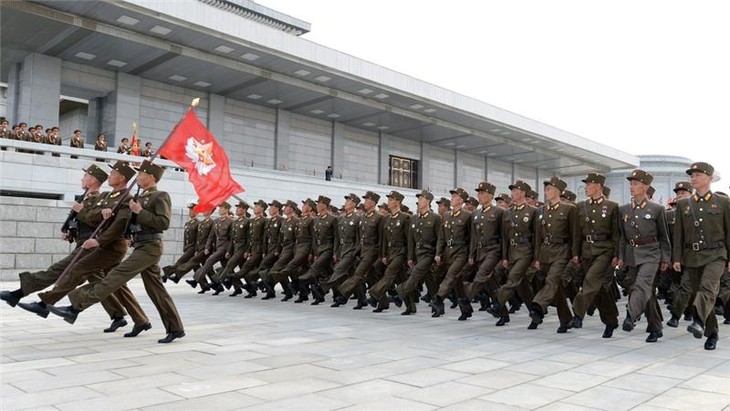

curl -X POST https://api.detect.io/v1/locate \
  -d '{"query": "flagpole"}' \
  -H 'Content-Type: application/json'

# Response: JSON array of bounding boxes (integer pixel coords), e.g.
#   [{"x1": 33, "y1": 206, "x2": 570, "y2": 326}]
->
[{"x1": 54, "y1": 98, "x2": 202, "y2": 285}]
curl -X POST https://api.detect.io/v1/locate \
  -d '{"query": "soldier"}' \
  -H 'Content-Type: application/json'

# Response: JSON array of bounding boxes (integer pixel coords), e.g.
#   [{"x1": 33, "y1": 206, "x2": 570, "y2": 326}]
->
[
  {"x1": 666, "y1": 181, "x2": 695, "y2": 326},
  {"x1": 367, "y1": 191, "x2": 409, "y2": 312},
  {"x1": 162, "y1": 202, "x2": 199, "y2": 282},
  {"x1": 436, "y1": 197, "x2": 451, "y2": 218},
  {"x1": 1, "y1": 164, "x2": 143, "y2": 332},
  {"x1": 327, "y1": 193, "x2": 361, "y2": 305},
  {"x1": 560, "y1": 190, "x2": 577, "y2": 205},
  {"x1": 465, "y1": 196, "x2": 479, "y2": 213},
  {"x1": 0, "y1": 119, "x2": 8, "y2": 151},
  {"x1": 263, "y1": 200, "x2": 298, "y2": 300},
  {"x1": 672, "y1": 162, "x2": 730, "y2": 350},
  {"x1": 194, "y1": 202, "x2": 233, "y2": 293},
  {"x1": 486, "y1": 180, "x2": 538, "y2": 326},
  {"x1": 117, "y1": 137, "x2": 131, "y2": 154},
  {"x1": 232, "y1": 200, "x2": 268, "y2": 298},
  {"x1": 431, "y1": 187, "x2": 472, "y2": 319},
  {"x1": 616, "y1": 170, "x2": 670, "y2": 343},
  {"x1": 378, "y1": 202, "x2": 389, "y2": 216},
  {"x1": 50, "y1": 161, "x2": 185, "y2": 343},
  {"x1": 257, "y1": 200, "x2": 285, "y2": 299},
  {"x1": 69, "y1": 129, "x2": 84, "y2": 159},
  {"x1": 299, "y1": 196, "x2": 337, "y2": 305},
  {"x1": 169, "y1": 211, "x2": 213, "y2": 284},
  {"x1": 496, "y1": 193, "x2": 512, "y2": 210},
  {"x1": 337, "y1": 192, "x2": 384, "y2": 308},
  {"x1": 211, "y1": 201, "x2": 249, "y2": 294},
  {"x1": 394, "y1": 190, "x2": 440, "y2": 315},
  {"x1": 602, "y1": 186, "x2": 612, "y2": 200},
  {"x1": 529, "y1": 177, "x2": 580, "y2": 332},
  {"x1": 462, "y1": 182, "x2": 503, "y2": 313},
  {"x1": 285, "y1": 198, "x2": 316, "y2": 303},
  {"x1": 526, "y1": 189, "x2": 539, "y2": 207},
  {"x1": 647, "y1": 186, "x2": 656, "y2": 201},
  {"x1": 45, "y1": 126, "x2": 62, "y2": 157},
  {"x1": 570, "y1": 173, "x2": 621, "y2": 338}
]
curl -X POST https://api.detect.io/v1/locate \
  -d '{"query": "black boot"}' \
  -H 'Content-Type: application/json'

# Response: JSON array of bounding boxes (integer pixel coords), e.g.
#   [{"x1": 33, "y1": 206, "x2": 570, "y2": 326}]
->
[{"x1": 457, "y1": 298, "x2": 473, "y2": 321}]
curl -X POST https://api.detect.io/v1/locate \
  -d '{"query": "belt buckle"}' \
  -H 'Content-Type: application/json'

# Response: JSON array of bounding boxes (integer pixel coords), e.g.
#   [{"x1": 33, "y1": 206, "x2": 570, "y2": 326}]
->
[
  {"x1": 586, "y1": 235, "x2": 593, "y2": 243},
  {"x1": 692, "y1": 242, "x2": 700, "y2": 251},
  {"x1": 510, "y1": 239, "x2": 517, "y2": 246},
  {"x1": 447, "y1": 239, "x2": 453, "y2": 247},
  {"x1": 477, "y1": 242, "x2": 483, "y2": 248},
  {"x1": 629, "y1": 239, "x2": 636, "y2": 247}
]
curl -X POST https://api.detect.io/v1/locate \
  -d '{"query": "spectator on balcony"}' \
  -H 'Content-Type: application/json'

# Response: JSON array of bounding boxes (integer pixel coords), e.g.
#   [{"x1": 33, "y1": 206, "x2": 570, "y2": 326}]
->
[
  {"x1": 70, "y1": 129, "x2": 84, "y2": 159},
  {"x1": 117, "y1": 137, "x2": 131, "y2": 155},
  {"x1": 94, "y1": 133, "x2": 107, "y2": 162}
]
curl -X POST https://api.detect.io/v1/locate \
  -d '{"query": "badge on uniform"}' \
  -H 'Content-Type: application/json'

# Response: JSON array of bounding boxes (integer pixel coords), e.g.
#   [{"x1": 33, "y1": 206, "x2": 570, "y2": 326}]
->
[
  {"x1": 350, "y1": 221, "x2": 354, "y2": 225},
  {"x1": 622, "y1": 214, "x2": 629, "y2": 222},
  {"x1": 645, "y1": 213, "x2": 651, "y2": 219},
  {"x1": 110, "y1": 192, "x2": 120, "y2": 198},
  {"x1": 523, "y1": 216, "x2": 529, "y2": 223}
]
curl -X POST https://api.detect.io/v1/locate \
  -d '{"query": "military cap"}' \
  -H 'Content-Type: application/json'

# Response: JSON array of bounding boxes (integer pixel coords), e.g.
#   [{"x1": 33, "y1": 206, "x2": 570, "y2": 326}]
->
[
  {"x1": 284, "y1": 199, "x2": 298, "y2": 209},
  {"x1": 107, "y1": 160, "x2": 134, "y2": 181},
  {"x1": 356, "y1": 203, "x2": 365, "y2": 211},
  {"x1": 496, "y1": 193, "x2": 512, "y2": 203},
  {"x1": 400, "y1": 204, "x2": 410, "y2": 213},
  {"x1": 627, "y1": 169, "x2": 653, "y2": 186},
  {"x1": 686, "y1": 161, "x2": 714, "y2": 176},
  {"x1": 344, "y1": 193, "x2": 361, "y2": 204},
  {"x1": 436, "y1": 197, "x2": 451, "y2": 207},
  {"x1": 363, "y1": 191, "x2": 381, "y2": 203},
  {"x1": 135, "y1": 160, "x2": 165, "y2": 181},
  {"x1": 268, "y1": 199, "x2": 282, "y2": 209},
  {"x1": 467, "y1": 196, "x2": 479, "y2": 206},
  {"x1": 526, "y1": 190, "x2": 539, "y2": 200},
  {"x1": 84, "y1": 163, "x2": 109, "y2": 184},
  {"x1": 378, "y1": 202, "x2": 389, "y2": 209},
  {"x1": 294, "y1": 207, "x2": 302, "y2": 217},
  {"x1": 235, "y1": 200, "x2": 250, "y2": 209},
  {"x1": 218, "y1": 201, "x2": 231, "y2": 209},
  {"x1": 716, "y1": 191, "x2": 728, "y2": 197},
  {"x1": 416, "y1": 189, "x2": 434, "y2": 201},
  {"x1": 560, "y1": 190, "x2": 577, "y2": 202},
  {"x1": 647, "y1": 186, "x2": 656, "y2": 197},
  {"x1": 254, "y1": 199, "x2": 268, "y2": 210},
  {"x1": 475, "y1": 181, "x2": 496, "y2": 194},
  {"x1": 316, "y1": 195, "x2": 331, "y2": 206},
  {"x1": 543, "y1": 176, "x2": 567, "y2": 192},
  {"x1": 302, "y1": 198, "x2": 317, "y2": 210},
  {"x1": 386, "y1": 190, "x2": 405, "y2": 202},
  {"x1": 449, "y1": 187, "x2": 469, "y2": 201},
  {"x1": 602, "y1": 186, "x2": 611, "y2": 197},
  {"x1": 673, "y1": 181, "x2": 691, "y2": 193},
  {"x1": 508, "y1": 180, "x2": 532, "y2": 193},
  {"x1": 329, "y1": 205, "x2": 340, "y2": 214},
  {"x1": 581, "y1": 172, "x2": 606, "y2": 185}
]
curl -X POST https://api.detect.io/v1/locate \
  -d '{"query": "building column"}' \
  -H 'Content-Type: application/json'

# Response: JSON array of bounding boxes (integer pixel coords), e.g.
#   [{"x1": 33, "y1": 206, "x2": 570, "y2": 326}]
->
[
  {"x1": 108, "y1": 72, "x2": 142, "y2": 145},
  {"x1": 275, "y1": 108, "x2": 290, "y2": 171},
  {"x1": 420, "y1": 141, "x2": 431, "y2": 190},
  {"x1": 331, "y1": 122, "x2": 345, "y2": 179},
  {"x1": 207, "y1": 93, "x2": 225, "y2": 140},
  {"x1": 7, "y1": 53, "x2": 62, "y2": 128}
]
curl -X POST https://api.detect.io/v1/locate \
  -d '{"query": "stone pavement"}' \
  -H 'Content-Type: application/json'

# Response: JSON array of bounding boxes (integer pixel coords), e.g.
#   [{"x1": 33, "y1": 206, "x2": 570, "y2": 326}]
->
[{"x1": 1, "y1": 279, "x2": 729, "y2": 411}]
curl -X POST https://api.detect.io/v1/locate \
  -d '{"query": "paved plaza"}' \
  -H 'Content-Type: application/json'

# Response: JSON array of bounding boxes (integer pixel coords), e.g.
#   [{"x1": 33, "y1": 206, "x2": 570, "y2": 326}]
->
[{"x1": 1, "y1": 279, "x2": 729, "y2": 411}]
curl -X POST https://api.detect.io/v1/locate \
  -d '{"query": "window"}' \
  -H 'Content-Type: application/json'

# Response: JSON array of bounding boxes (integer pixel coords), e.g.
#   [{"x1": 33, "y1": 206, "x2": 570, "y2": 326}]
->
[{"x1": 389, "y1": 155, "x2": 418, "y2": 189}]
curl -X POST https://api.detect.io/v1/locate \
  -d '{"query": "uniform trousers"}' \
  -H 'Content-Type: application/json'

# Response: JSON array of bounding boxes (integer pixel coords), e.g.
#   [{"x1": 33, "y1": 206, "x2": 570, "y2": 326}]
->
[
  {"x1": 212, "y1": 246, "x2": 246, "y2": 283},
  {"x1": 437, "y1": 248, "x2": 469, "y2": 299},
  {"x1": 496, "y1": 255, "x2": 534, "y2": 314},
  {"x1": 464, "y1": 246, "x2": 501, "y2": 300},
  {"x1": 194, "y1": 246, "x2": 228, "y2": 284},
  {"x1": 684, "y1": 259, "x2": 726, "y2": 337},
  {"x1": 572, "y1": 253, "x2": 619, "y2": 326},
  {"x1": 532, "y1": 259, "x2": 572, "y2": 325},
  {"x1": 396, "y1": 250, "x2": 435, "y2": 312},
  {"x1": 263, "y1": 245, "x2": 295, "y2": 289},
  {"x1": 69, "y1": 239, "x2": 184, "y2": 334},
  {"x1": 626, "y1": 263, "x2": 663, "y2": 332},
  {"x1": 338, "y1": 247, "x2": 379, "y2": 302},
  {"x1": 370, "y1": 252, "x2": 406, "y2": 308}
]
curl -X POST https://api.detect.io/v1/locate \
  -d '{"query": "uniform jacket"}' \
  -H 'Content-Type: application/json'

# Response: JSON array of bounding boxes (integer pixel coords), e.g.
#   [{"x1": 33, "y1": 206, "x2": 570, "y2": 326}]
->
[
  {"x1": 536, "y1": 202, "x2": 580, "y2": 264},
  {"x1": 437, "y1": 208, "x2": 472, "y2": 258},
  {"x1": 408, "y1": 210, "x2": 441, "y2": 261},
  {"x1": 182, "y1": 217, "x2": 199, "y2": 252},
  {"x1": 228, "y1": 215, "x2": 250, "y2": 255},
  {"x1": 206, "y1": 215, "x2": 233, "y2": 252},
  {"x1": 312, "y1": 213, "x2": 337, "y2": 256},
  {"x1": 248, "y1": 215, "x2": 268, "y2": 255},
  {"x1": 334, "y1": 212, "x2": 360, "y2": 258},
  {"x1": 359, "y1": 210, "x2": 383, "y2": 259},
  {"x1": 470, "y1": 204, "x2": 502, "y2": 262},
  {"x1": 501, "y1": 203, "x2": 538, "y2": 262},
  {"x1": 381, "y1": 211, "x2": 410, "y2": 259},
  {"x1": 673, "y1": 192, "x2": 730, "y2": 267},
  {"x1": 195, "y1": 217, "x2": 213, "y2": 252},
  {"x1": 264, "y1": 215, "x2": 285, "y2": 255},
  {"x1": 577, "y1": 197, "x2": 620, "y2": 259},
  {"x1": 618, "y1": 199, "x2": 671, "y2": 266}
]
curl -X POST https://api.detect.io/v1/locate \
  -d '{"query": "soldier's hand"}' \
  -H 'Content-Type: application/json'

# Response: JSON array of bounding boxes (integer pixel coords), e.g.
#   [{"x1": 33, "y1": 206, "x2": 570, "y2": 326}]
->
[
  {"x1": 501, "y1": 259, "x2": 509, "y2": 269},
  {"x1": 71, "y1": 202, "x2": 84, "y2": 212},
  {"x1": 468, "y1": 258, "x2": 474, "y2": 266},
  {"x1": 129, "y1": 199, "x2": 142, "y2": 214},
  {"x1": 673, "y1": 262, "x2": 682, "y2": 272},
  {"x1": 660, "y1": 262, "x2": 669, "y2": 271},
  {"x1": 434, "y1": 255, "x2": 441, "y2": 265},
  {"x1": 204, "y1": 249, "x2": 210, "y2": 255},
  {"x1": 616, "y1": 259, "x2": 624, "y2": 268},
  {"x1": 534, "y1": 261, "x2": 540, "y2": 270},
  {"x1": 225, "y1": 253, "x2": 231, "y2": 259},
  {"x1": 408, "y1": 260, "x2": 415, "y2": 269},
  {"x1": 126, "y1": 239, "x2": 133, "y2": 247},
  {"x1": 611, "y1": 257, "x2": 618, "y2": 267},
  {"x1": 61, "y1": 233, "x2": 70, "y2": 241},
  {"x1": 101, "y1": 208, "x2": 113, "y2": 220},
  {"x1": 571, "y1": 256, "x2": 580, "y2": 266},
  {"x1": 81, "y1": 238, "x2": 100, "y2": 249},
  {"x1": 244, "y1": 252, "x2": 250, "y2": 259}
]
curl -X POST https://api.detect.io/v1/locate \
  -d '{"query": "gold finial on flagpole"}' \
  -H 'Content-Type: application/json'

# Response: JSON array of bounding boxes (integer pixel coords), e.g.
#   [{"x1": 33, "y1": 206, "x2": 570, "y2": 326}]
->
[{"x1": 191, "y1": 98, "x2": 200, "y2": 107}]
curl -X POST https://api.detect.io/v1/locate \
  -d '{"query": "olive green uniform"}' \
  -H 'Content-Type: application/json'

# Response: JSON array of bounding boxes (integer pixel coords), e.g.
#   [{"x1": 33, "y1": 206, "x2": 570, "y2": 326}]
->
[
  {"x1": 369, "y1": 211, "x2": 410, "y2": 309},
  {"x1": 396, "y1": 210, "x2": 440, "y2": 313},
  {"x1": 339, "y1": 211, "x2": 383, "y2": 304}
]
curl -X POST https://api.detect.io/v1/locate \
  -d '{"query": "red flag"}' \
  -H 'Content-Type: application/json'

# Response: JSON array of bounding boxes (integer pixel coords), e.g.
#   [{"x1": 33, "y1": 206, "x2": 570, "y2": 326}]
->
[{"x1": 158, "y1": 108, "x2": 244, "y2": 213}]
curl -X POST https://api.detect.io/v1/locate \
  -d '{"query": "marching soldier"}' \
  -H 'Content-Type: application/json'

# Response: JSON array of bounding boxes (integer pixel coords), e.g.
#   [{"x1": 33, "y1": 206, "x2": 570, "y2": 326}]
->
[
  {"x1": 232, "y1": 200, "x2": 268, "y2": 297},
  {"x1": 263, "y1": 200, "x2": 298, "y2": 300},
  {"x1": 257, "y1": 200, "x2": 285, "y2": 299},
  {"x1": 337, "y1": 192, "x2": 384, "y2": 308},
  {"x1": 431, "y1": 187, "x2": 472, "y2": 320},
  {"x1": 463, "y1": 182, "x2": 504, "y2": 313},
  {"x1": 327, "y1": 194, "x2": 361, "y2": 305},
  {"x1": 169, "y1": 211, "x2": 213, "y2": 284},
  {"x1": 395, "y1": 190, "x2": 440, "y2": 315},
  {"x1": 617, "y1": 170, "x2": 670, "y2": 343},
  {"x1": 194, "y1": 202, "x2": 233, "y2": 293},
  {"x1": 162, "y1": 202, "x2": 199, "y2": 282},
  {"x1": 299, "y1": 196, "x2": 337, "y2": 305},
  {"x1": 51, "y1": 160, "x2": 186, "y2": 344},
  {"x1": 673, "y1": 162, "x2": 730, "y2": 350},
  {"x1": 368, "y1": 191, "x2": 409, "y2": 312},
  {"x1": 212, "y1": 201, "x2": 250, "y2": 294},
  {"x1": 285, "y1": 198, "x2": 316, "y2": 302},
  {"x1": 486, "y1": 180, "x2": 537, "y2": 326},
  {"x1": 496, "y1": 193, "x2": 512, "y2": 210},
  {"x1": 529, "y1": 177, "x2": 579, "y2": 332},
  {"x1": 666, "y1": 181, "x2": 695, "y2": 326},
  {"x1": 570, "y1": 173, "x2": 621, "y2": 338}
]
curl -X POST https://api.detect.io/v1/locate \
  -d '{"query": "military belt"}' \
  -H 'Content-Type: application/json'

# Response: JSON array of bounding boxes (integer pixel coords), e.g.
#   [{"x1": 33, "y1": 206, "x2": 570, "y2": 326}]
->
[
  {"x1": 477, "y1": 238, "x2": 501, "y2": 248},
  {"x1": 417, "y1": 242, "x2": 435, "y2": 251},
  {"x1": 509, "y1": 237, "x2": 531, "y2": 246},
  {"x1": 133, "y1": 233, "x2": 163, "y2": 242},
  {"x1": 317, "y1": 240, "x2": 333, "y2": 246},
  {"x1": 361, "y1": 239, "x2": 378, "y2": 246},
  {"x1": 339, "y1": 240, "x2": 355, "y2": 244},
  {"x1": 686, "y1": 240, "x2": 724, "y2": 251},
  {"x1": 446, "y1": 239, "x2": 467, "y2": 247},
  {"x1": 543, "y1": 236, "x2": 568, "y2": 245},
  {"x1": 628, "y1": 236, "x2": 657, "y2": 247},
  {"x1": 282, "y1": 240, "x2": 296, "y2": 246},
  {"x1": 585, "y1": 233, "x2": 610, "y2": 243},
  {"x1": 388, "y1": 241, "x2": 406, "y2": 247}
]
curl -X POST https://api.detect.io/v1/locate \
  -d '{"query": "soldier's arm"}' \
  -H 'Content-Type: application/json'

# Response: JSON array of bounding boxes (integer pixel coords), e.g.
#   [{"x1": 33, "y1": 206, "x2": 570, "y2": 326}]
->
[
  {"x1": 723, "y1": 197, "x2": 730, "y2": 261},
  {"x1": 333, "y1": 217, "x2": 341, "y2": 257},
  {"x1": 532, "y1": 208, "x2": 541, "y2": 257},
  {"x1": 569, "y1": 205, "x2": 580, "y2": 258},
  {"x1": 135, "y1": 192, "x2": 171, "y2": 231},
  {"x1": 435, "y1": 215, "x2": 446, "y2": 258},
  {"x1": 95, "y1": 208, "x2": 130, "y2": 248},
  {"x1": 611, "y1": 203, "x2": 620, "y2": 259},
  {"x1": 672, "y1": 203, "x2": 685, "y2": 268},
  {"x1": 617, "y1": 211, "x2": 627, "y2": 264},
  {"x1": 656, "y1": 206, "x2": 671, "y2": 264}
]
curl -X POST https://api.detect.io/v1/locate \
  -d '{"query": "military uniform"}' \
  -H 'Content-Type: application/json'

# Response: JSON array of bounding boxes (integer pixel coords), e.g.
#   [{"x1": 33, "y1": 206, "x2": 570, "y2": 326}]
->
[
  {"x1": 65, "y1": 161, "x2": 184, "y2": 342},
  {"x1": 300, "y1": 196, "x2": 337, "y2": 304},
  {"x1": 326, "y1": 194, "x2": 362, "y2": 295},
  {"x1": 490, "y1": 183, "x2": 538, "y2": 324},
  {"x1": 571, "y1": 173, "x2": 620, "y2": 335},
  {"x1": 163, "y1": 205, "x2": 199, "y2": 279},
  {"x1": 338, "y1": 192, "x2": 384, "y2": 307},
  {"x1": 194, "y1": 206, "x2": 233, "y2": 289},
  {"x1": 171, "y1": 214, "x2": 213, "y2": 278},
  {"x1": 369, "y1": 191, "x2": 410, "y2": 311},
  {"x1": 265, "y1": 203, "x2": 298, "y2": 300},
  {"x1": 233, "y1": 202, "x2": 268, "y2": 295},
  {"x1": 464, "y1": 182, "x2": 503, "y2": 305},
  {"x1": 256, "y1": 202, "x2": 285, "y2": 296},
  {"x1": 285, "y1": 200, "x2": 316, "y2": 302},
  {"x1": 530, "y1": 177, "x2": 580, "y2": 331},
  {"x1": 213, "y1": 203, "x2": 250, "y2": 285},
  {"x1": 396, "y1": 190, "x2": 440, "y2": 314},
  {"x1": 673, "y1": 163, "x2": 730, "y2": 348}
]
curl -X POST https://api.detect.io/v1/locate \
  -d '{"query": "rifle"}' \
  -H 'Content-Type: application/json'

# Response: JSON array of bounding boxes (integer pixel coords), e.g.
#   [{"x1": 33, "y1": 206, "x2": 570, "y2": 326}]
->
[{"x1": 61, "y1": 190, "x2": 88, "y2": 244}]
